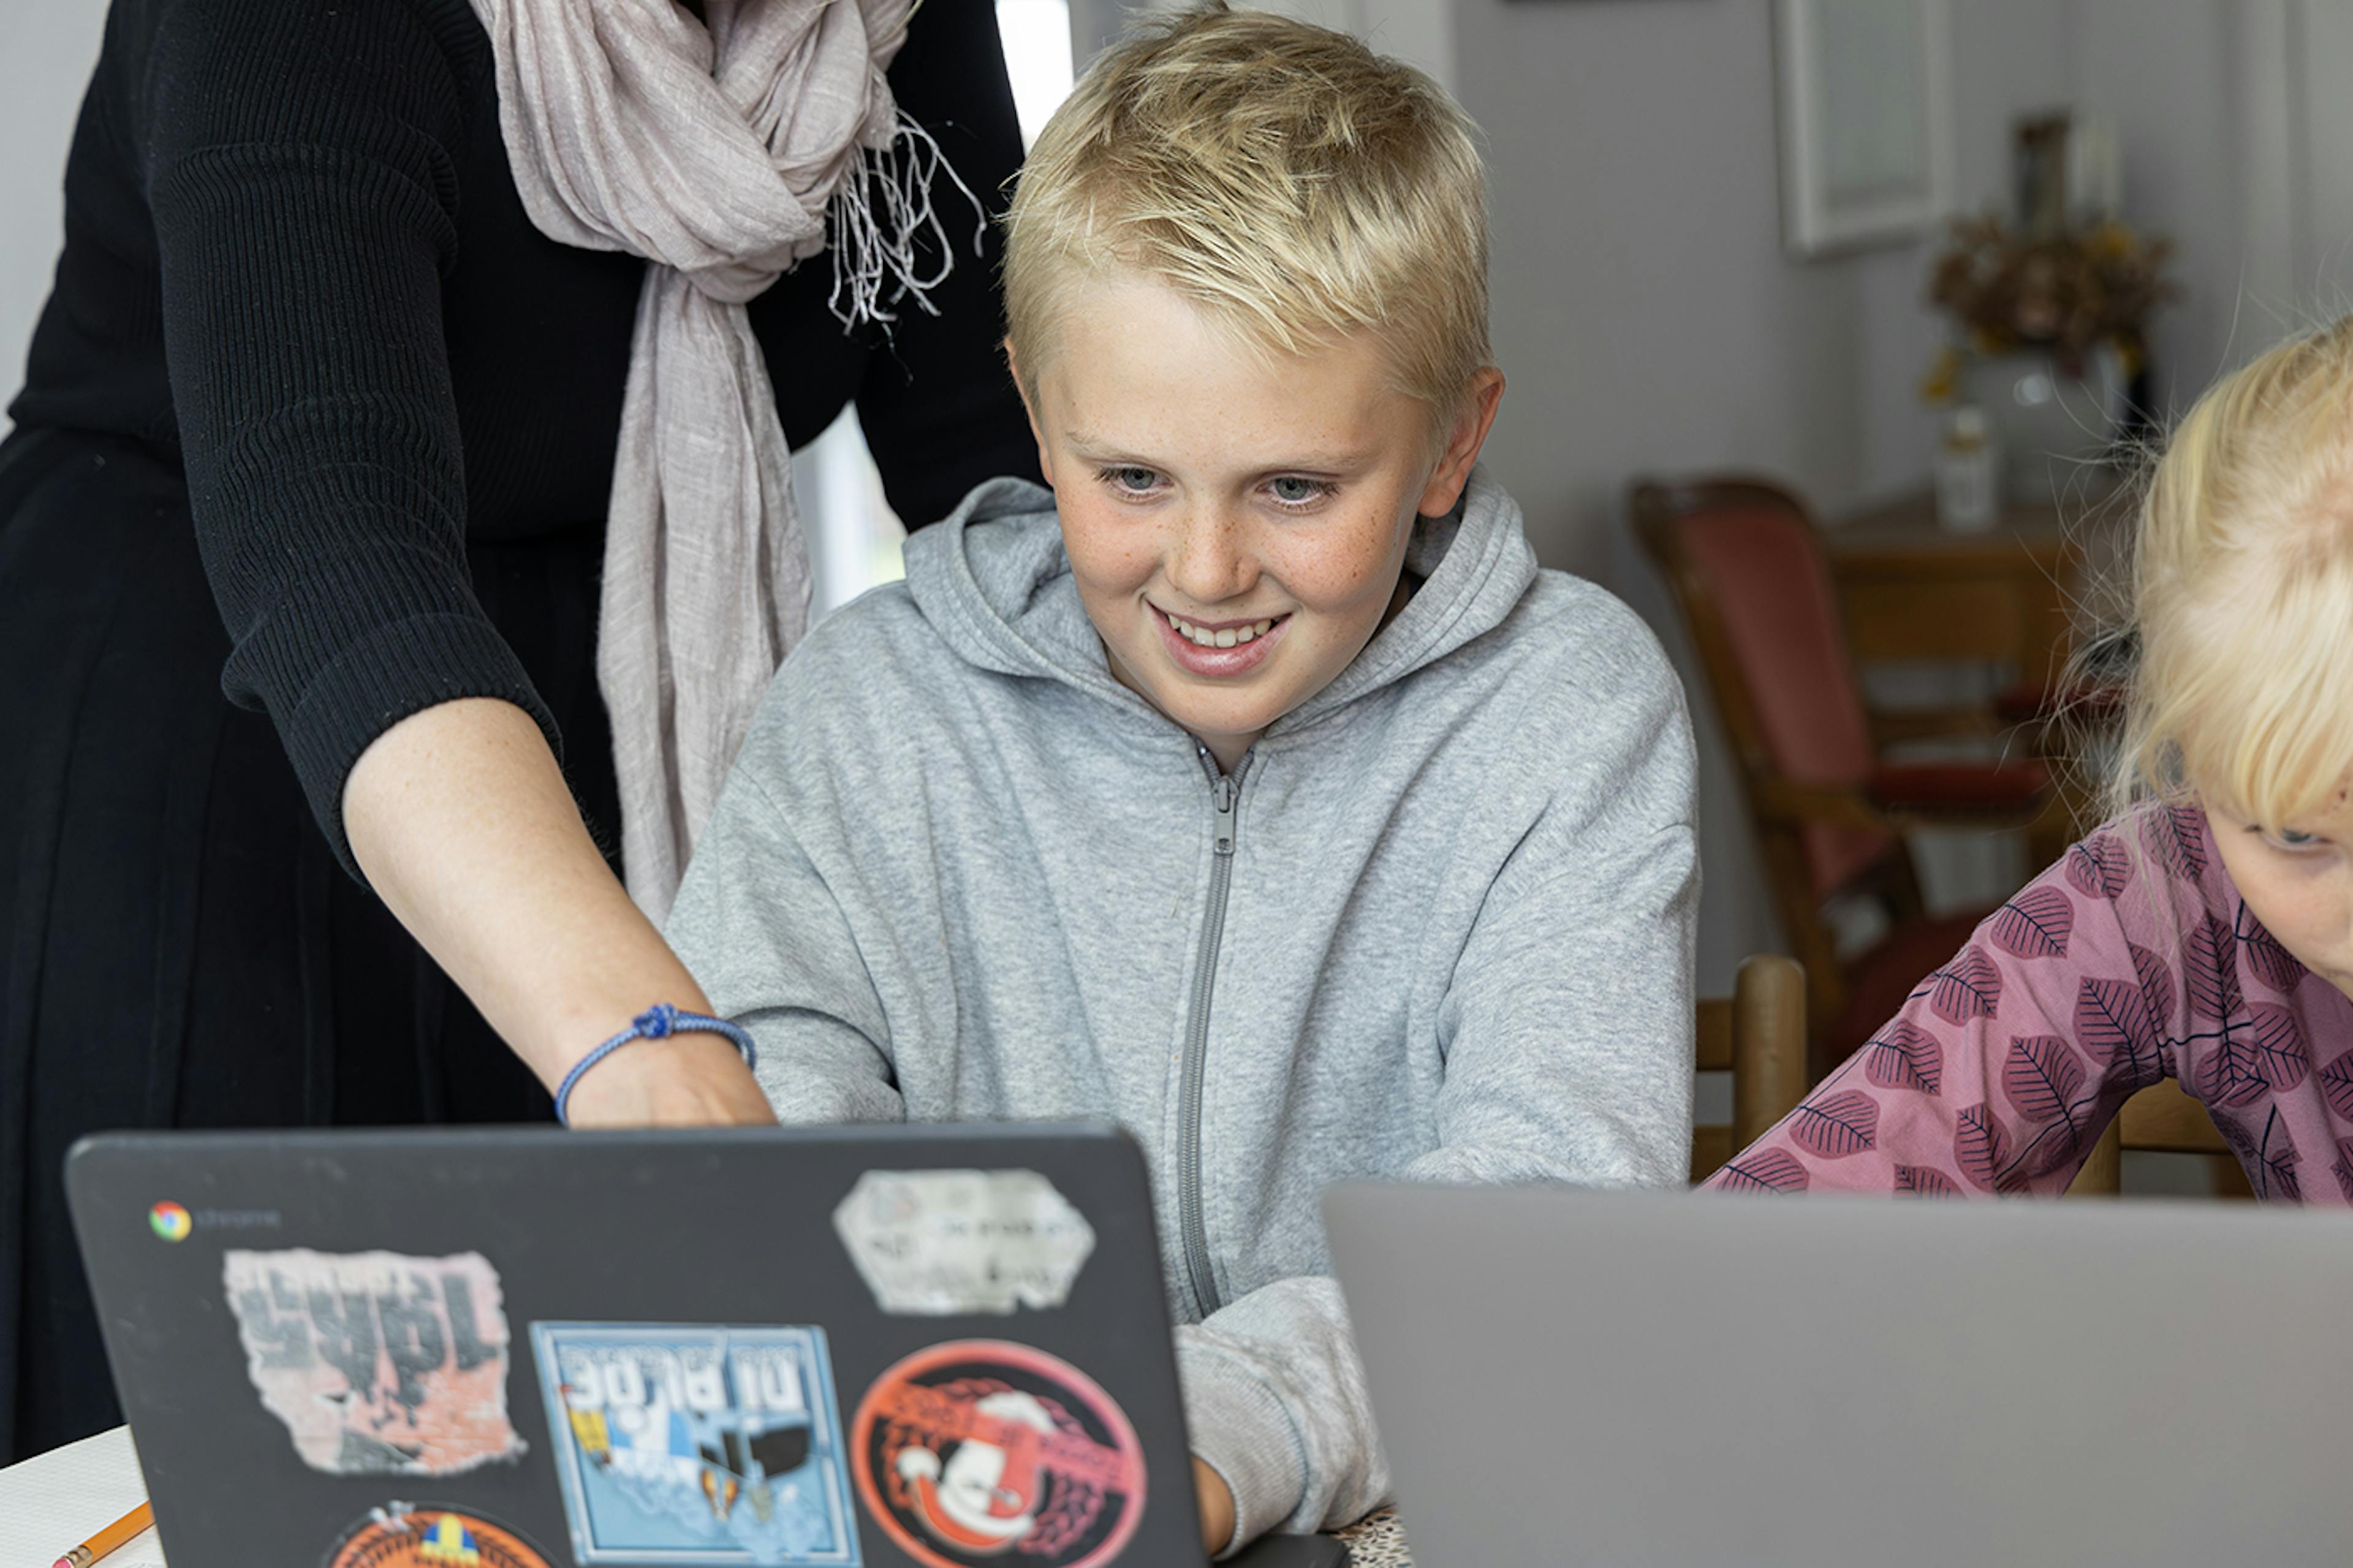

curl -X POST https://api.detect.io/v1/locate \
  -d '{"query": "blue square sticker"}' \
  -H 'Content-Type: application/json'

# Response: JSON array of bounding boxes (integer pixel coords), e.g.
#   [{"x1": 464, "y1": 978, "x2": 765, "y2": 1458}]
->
[{"x1": 531, "y1": 1323, "x2": 862, "y2": 1566}]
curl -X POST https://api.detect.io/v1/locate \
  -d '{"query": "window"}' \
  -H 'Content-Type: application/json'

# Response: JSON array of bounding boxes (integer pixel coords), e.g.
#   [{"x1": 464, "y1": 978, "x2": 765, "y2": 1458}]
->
[{"x1": 801, "y1": 1, "x2": 1077, "y2": 618}]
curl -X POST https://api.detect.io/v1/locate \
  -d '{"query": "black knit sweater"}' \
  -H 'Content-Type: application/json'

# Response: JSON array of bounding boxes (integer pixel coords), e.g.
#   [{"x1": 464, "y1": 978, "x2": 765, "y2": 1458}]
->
[{"x1": 9, "y1": 0, "x2": 1037, "y2": 869}]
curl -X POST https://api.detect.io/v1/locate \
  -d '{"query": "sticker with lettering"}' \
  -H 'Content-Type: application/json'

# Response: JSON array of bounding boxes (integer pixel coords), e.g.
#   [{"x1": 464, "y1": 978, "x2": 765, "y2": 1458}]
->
[
  {"x1": 223, "y1": 1249, "x2": 526, "y2": 1477},
  {"x1": 832, "y1": 1170, "x2": 1094, "y2": 1316},
  {"x1": 532, "y1": 1323, "x2": 860, "y2": 1566},
  {"x1": 323, "y1": 1502, "x2": 553, "y2": 1568},
  {"x1": 851, "y1": 1340, "x2": 1145, "y2": 1568}
]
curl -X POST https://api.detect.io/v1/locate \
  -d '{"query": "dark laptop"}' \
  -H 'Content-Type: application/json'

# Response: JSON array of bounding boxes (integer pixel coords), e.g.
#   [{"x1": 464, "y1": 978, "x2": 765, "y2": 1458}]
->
[{"x1": 68, "y1": 1122, "x2": 1346, "y2": 1568}]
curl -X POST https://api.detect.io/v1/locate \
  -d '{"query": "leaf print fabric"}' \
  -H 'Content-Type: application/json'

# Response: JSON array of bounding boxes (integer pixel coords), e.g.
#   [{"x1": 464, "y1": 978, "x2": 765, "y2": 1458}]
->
[
  {"x1": 2320, "y1": 1052, "x2": 2353, "y2": 1122},
  {"x1": 1702, "y1": 808, "x2": 2353, "y2": 1204},
  {"x1": 2064, "y1": 836, "x2": 2131, "y2": 900},
  {"x1": 2143, "y1": 803, "x2": 2207, "y2": 880},
  {"x1": 2072, "y1": 972, "x2": 2162, "y2": 1088},
  {"x1": 1893, "y1": 1164, "x2": 1960, "y2": 1196},
  {"x1": 1716, "y1": 1148, "x2": 1809, "y2": 1194},
  {"x1": 1790, "y1": 1091, "x2": 1879, "y2": 1157},
  {"x1": 1865, "y1": 1023, "x2": 1942, "y2": 1094},
  {"x1": 1929, "y1": 948, "x2": 2003, "y2": 1025},
  {"x1": 1991, "y1": 887, "x2": 2074, "y2": 960}
]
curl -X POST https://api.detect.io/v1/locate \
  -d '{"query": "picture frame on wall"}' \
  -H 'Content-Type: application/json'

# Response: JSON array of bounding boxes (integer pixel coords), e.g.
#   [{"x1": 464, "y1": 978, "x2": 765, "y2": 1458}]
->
[{"x1": 1774, "y1": 0, "x2": 1956, "y2": 257}]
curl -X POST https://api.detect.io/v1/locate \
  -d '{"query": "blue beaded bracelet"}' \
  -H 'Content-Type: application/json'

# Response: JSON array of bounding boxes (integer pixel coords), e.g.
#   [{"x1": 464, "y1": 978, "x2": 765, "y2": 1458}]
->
[{"x1": 553, "y1": 1004, "x2": 759, "y2": 1126}]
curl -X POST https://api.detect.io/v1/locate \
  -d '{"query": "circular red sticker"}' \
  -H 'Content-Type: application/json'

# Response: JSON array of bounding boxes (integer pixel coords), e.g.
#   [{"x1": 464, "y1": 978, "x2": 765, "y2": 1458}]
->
[
  {"x1": 323, "y1": 1504, "x2": 552, "y2": 1568},
  {"x1": 851, "y1": 1339, "x2": 1148, "y2": 1568}
]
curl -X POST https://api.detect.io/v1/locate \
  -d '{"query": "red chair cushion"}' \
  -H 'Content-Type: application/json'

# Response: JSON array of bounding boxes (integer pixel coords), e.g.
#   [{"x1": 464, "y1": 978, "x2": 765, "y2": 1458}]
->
[
  {"x1": 1827, "y1": 909, "x2": 1993, "y2": 1060},
  {"x1": 1865, "y1": 760, "x2": 2048, "y2": 817},
  {"x1": 1677, "y1": 507, "x2": 1887, "y2": 897},
  {"x1": 1992, "y1": 679, "x2": 2125, "y2": 728}
]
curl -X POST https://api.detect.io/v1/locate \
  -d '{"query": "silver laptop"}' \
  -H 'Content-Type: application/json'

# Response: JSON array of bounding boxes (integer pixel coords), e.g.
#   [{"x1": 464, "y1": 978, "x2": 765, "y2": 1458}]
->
[{"x1": 1325, "y1": 1183, "x2": 2353, "y2": 1566}]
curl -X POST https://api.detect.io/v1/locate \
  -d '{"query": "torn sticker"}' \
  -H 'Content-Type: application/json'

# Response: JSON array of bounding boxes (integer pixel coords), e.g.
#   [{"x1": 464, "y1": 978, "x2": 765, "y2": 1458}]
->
[
  {"x1": 324, "y1": 1502, "x2": 554, "y2": 1568},
  {"x1": 851, "y1": 1339, "x2": 1146, "y2": 1568},
  {"x1": 222, "y1": 1248, "x2": 526, "y2": 1476},
  {"x1": 532, "y1": 1322, "x2": 860, "y2": 1566},
  {"x1": 832, "y1": 1170, "x2": 1094, "y2": 1317}
]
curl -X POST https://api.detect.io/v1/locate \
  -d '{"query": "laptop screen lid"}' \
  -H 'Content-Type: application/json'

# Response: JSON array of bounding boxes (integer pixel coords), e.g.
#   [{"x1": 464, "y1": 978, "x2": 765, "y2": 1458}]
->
[
  {"x1": 67, "y1": 1122, "x2": 1199, "y2": 1568},
  {"x1": 1325, "y1": 1182, "x2": 2353, "y2": 1567}
]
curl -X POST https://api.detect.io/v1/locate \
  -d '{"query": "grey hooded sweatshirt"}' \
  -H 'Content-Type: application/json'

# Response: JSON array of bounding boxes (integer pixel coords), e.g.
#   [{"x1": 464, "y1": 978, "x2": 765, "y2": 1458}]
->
[{"x1": 665, "y1": 471, "x2": 1697, "y2": 1548}]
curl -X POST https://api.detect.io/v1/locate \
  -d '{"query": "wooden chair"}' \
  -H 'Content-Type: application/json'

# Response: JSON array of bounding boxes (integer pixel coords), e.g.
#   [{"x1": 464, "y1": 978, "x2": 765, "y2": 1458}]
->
[
  {"x1": 2064, "y1": 1080, "x2": 2256, "y2": 1199},
  {"x1": 1632, "y1": 476, "x2": 2052, "y2": 1082},
  {"x1": 1691, "y1": 953, "x2": 1809, "y2": 1184}
]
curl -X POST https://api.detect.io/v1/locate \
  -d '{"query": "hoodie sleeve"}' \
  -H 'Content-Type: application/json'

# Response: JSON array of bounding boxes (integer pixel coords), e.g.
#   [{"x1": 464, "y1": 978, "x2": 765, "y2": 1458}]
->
[
  {"x1": 663, "y1": 767, "x2": 906, "y2": 1125},
  {"x1": 1177, "y1": 608, "x2": 1700, "y2": 1553},
  {"x1": 1178, "y1": 1277, "x2": 1383, "y2": 1553},
  {"x1": 1409, "y1": 621, "x2": 1700, "y2": 1194}
]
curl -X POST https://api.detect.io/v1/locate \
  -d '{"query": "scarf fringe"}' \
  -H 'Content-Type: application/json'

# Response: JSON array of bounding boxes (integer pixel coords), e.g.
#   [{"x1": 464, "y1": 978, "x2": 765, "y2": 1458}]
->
[{"x1": 825, "y1": 109, "x2": 988, "y2": 331}]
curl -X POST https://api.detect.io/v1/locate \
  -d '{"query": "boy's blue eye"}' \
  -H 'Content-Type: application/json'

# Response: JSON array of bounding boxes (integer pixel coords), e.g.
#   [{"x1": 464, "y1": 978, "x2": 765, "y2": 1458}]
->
[
  {"x1": 2259, "y1": 825, "x2": 2322, "y2": 850},
  {"x1": 1101, "y1": 466, "x2": 1161, "y2": 495},
  {"x1": 1268, "y1": 476, "x2": 1332, "y2": 506}
]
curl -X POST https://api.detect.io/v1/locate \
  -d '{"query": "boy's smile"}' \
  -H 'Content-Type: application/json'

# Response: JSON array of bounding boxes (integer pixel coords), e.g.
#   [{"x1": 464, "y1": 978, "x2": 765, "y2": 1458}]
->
[
  {"x1": 1015, "y1": 270, "x2": 1501, "y2": 772},
  {"x1": 1151, "y1": 603, "x2": 1289, "y2": 678}
]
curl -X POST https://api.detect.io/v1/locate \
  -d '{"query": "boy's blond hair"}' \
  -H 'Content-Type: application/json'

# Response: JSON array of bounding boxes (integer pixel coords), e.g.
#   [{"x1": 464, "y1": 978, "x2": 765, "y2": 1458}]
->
[
  {"x1": 2099, "y1": 316, "x2": 2353, "y2": 828},
  {"x1": 1002, "y1": 2, "x2": 1491, "y2": 442}
]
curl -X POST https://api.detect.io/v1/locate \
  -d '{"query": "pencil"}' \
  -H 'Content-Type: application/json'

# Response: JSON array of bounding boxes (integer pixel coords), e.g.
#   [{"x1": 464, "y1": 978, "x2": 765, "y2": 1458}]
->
[{"x1": 53, "y1": 1501, "x2": 153, "y2": 1568}]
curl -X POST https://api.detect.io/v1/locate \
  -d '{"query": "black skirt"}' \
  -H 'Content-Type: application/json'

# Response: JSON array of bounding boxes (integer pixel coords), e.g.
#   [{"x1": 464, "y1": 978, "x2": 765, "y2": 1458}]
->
[{"x1": 0, "y1": 426, "x2": 608, "y2": 1460}]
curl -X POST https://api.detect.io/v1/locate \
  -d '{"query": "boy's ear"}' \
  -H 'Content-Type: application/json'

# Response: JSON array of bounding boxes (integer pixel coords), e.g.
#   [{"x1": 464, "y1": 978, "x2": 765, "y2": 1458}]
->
[
  {"x1": 1417, "y1": 367, "x2": 1506, "y2": 518},
  {"x1": 1003, "y1": 336, "x2": 1055, "y2": 484}
]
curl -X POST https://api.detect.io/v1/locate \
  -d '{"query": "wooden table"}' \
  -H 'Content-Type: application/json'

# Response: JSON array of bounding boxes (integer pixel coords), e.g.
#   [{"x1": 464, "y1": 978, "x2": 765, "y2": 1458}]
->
[
  {"x1": 1822, "y1": 487, "x2": 2121, "y2": 692},
  {"x1": 1824, "y1": 486, "x2": 2127, "y2": 866}
]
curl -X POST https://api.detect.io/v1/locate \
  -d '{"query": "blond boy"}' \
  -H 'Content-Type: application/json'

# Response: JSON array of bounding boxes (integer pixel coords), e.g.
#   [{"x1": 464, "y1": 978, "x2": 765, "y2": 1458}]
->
[{"x1": 667, "y1": 6, "x2": 1698, "y2": 1552}]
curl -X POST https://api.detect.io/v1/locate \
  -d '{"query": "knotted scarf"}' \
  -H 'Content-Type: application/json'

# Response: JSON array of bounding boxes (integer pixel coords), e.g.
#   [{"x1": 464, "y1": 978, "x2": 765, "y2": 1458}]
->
[{"x1": 468, "y1": 0, "x2": 976, "y2": 917}]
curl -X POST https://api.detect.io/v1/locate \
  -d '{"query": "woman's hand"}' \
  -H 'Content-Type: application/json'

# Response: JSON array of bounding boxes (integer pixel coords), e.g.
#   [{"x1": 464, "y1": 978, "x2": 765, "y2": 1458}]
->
[
  {"x1": 346, "y1": 697, "x2": 775, "y2": 1127},
  {"x1": 1194, "y1": 1456, "x2": 1237, "y2": 1556}
]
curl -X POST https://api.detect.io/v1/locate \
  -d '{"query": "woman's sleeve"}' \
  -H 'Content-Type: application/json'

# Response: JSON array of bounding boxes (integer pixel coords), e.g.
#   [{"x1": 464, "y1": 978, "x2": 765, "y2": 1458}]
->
[
  {"x1": 1705, "y1": 817, "x2": 2191, "y2": 1197},
  {"x1": 142, "y1": 0, "x2": 559, "y2": 876},
  {"x1": 850, "y1": 0, "x2": 1042, "y2": 528}
]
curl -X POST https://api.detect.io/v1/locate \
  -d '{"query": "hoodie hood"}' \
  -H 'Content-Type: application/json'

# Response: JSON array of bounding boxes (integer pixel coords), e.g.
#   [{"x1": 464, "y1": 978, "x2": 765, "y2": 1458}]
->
[{"x1": 903, "y1": 468, "x2": 1542, "y2": 733}]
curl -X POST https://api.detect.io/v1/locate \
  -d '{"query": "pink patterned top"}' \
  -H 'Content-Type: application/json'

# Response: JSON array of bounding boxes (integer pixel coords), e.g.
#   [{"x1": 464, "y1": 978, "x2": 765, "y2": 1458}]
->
[{"x1": 1705, "y1": 806, "x2": 2353, "y2": 1201}]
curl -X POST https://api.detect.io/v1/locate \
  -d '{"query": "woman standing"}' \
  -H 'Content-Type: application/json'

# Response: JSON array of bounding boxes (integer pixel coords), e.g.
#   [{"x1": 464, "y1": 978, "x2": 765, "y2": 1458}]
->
[{"x1": 0, "y1": 0, "x2": 1037, "y2": 1459}]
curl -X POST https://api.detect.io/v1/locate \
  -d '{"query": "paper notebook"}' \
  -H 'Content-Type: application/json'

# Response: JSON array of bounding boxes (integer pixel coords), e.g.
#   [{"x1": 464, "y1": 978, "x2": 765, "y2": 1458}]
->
[{"x1": 0, "y1": 1425, "x2": 165, "y2": 1566}]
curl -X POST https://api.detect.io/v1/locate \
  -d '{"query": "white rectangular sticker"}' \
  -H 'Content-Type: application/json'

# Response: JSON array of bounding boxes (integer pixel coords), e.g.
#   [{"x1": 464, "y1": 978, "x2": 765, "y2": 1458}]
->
[{"x1": 832, "y1": 1169, "x2": 1094, "y2": 1316}]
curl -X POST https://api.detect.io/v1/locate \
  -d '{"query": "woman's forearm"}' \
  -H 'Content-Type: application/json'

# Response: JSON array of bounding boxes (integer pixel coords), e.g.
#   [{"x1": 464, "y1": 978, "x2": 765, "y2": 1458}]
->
[{"x1": 343, "y1": 696, "x2": 773, "y2": 1124}]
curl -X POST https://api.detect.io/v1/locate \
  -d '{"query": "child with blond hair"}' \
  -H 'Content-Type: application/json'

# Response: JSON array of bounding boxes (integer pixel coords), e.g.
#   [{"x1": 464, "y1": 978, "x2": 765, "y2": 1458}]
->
[
  {"x1": 1710, "y1": 317, "x2": 2353, "y2": 1202},
  {"x1": 649, "y1": 4, "x2": 1699, "y2": 1553}
]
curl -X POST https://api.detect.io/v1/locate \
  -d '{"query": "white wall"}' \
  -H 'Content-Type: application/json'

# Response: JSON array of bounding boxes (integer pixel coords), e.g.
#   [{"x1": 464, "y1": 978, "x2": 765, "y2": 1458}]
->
[
  {"x1": 1452, "y1": 0, "x2": 2076, "y2": 988},
  {"x1": 1, "y1": 1, "x2": 108, "y2": 433},
  {"x1": 2067, "y1": 0, "x2": 2257, "y2": 411}
]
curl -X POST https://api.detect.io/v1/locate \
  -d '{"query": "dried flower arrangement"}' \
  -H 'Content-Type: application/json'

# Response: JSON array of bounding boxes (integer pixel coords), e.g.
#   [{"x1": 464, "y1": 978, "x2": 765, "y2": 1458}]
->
[{"x1": 1921, "y1": 216, "x2": 2174, "y2": 399}]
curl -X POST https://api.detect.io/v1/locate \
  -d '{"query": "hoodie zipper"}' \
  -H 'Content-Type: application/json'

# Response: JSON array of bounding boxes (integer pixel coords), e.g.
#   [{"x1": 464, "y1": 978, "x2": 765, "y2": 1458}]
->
[{"x1": 1176, "y1": 745, "x2": 1245, "y2": 1321}]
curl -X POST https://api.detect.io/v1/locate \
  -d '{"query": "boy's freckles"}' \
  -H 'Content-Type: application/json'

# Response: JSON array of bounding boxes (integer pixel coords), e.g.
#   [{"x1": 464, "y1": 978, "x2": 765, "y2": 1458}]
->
[{"x1": 1021, "y1": 270, "x2": 1488, "y2": 773}]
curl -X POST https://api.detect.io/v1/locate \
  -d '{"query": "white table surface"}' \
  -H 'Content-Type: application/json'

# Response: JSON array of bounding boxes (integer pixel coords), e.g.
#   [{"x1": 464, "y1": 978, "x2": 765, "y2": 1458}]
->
[
  {"x1": 0, "y1": 1426, "x2": 164, "y2": 1567},
  {"x1": 0, "y1": 1423, "x2": 1417, "y2": 1568}
]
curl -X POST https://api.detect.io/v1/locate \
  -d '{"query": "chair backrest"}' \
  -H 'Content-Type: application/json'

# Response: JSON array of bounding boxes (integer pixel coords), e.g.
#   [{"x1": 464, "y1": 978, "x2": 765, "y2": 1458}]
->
[
  {"x1": 1691, "y1": 953, "x2": 1809, "y2": 1184},
  {"x1": 1632, "y1": 478, "x2": 1892, "y2": 901},
  {"x1": 2064, "y1": 1079, "x2": 2254, "y2": 1199}
]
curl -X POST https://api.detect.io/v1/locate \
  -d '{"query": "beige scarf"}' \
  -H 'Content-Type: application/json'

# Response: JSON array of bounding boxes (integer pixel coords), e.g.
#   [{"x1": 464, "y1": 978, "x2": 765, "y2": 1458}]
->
[{"x1": 468, "y1": 0, "x2": 973, "y2": 918}]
